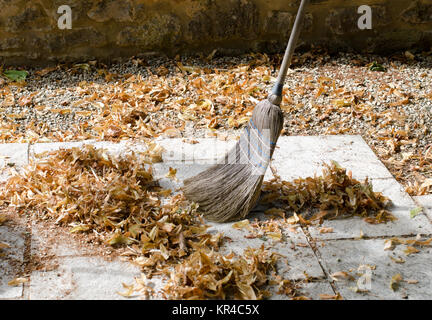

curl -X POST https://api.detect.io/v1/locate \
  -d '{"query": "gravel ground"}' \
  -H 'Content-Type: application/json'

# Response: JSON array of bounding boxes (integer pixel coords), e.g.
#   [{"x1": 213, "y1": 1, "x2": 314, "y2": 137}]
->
[{"x1": 0, "y1": 50, "x2": 431, "y2": 195}]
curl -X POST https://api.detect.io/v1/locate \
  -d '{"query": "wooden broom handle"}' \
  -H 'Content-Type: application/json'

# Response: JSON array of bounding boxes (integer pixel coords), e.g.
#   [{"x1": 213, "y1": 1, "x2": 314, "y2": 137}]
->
[{"x1": 271, "y1": 0, "x2": 309, "y2": 97}]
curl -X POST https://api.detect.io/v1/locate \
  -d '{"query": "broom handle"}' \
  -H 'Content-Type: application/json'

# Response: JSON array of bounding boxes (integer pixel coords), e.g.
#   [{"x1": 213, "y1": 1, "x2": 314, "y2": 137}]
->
[{"x1": 271, "y1": 0, "x2": 309, "y2": 97}]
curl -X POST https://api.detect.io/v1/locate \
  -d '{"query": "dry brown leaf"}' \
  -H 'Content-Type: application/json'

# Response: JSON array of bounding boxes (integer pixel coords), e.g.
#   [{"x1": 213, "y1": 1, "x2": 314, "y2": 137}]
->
[
  {"x1": 404, "y1": 246, "x2": 420, "y2": 256},
  {"x1": 390, "y1": 274, "x2": 403, "y2": 291},
  {"x1": 384, "y1": 239, "x2": 395, "y2": 251},
  {"x1": 319, "y1": 227, "x2": 334, "y2": 234},
  {"x1": 0, "y1": 242, "x2": 10, "y2": 249},
  {"x1": 319, "y1": 293, "x2": 343, "y2": 300},
  {"x1": 8, "y1": 277, "x2": 29, "y2": 286},
  {"x1": 330, "y1": 271, "x2": 354, "y2": 281},
  {"x1": 165, "y1": 167, "x2": 178, "y2": 181}
]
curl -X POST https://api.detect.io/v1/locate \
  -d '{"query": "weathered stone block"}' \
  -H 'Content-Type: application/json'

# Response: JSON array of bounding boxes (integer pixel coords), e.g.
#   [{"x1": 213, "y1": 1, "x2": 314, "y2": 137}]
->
[
  {"x1": 401, "y1": 1, "x2": 432, "y2": 24},
  {"x1": 6, "y1": 3, "x2": 52, "y2": 32},
  {"x1": 117, "y1": 14, "x2": 181, "y2": 48},
  {"x1": 186, "y1": 0, "x2": 259, "y2": 41},
  {"x1": 87, "y1": 0, "x2": 135, "y2": 23}
]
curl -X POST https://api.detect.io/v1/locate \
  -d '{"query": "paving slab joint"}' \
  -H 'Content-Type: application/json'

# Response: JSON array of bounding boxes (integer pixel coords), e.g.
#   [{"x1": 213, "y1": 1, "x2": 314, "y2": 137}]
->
[
  {"x1": 20, "y1": 215, "x2": 33, "y2": 300},
  {"x1": 299, "y1": 226, "x2": 340, "y2": 296}
]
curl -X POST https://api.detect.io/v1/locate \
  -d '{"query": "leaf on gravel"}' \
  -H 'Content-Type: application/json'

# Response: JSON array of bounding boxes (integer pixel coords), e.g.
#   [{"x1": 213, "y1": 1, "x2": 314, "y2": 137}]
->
[
  {"x1": 0, "y1": 214, "x2": 8, "y2": 225},
  {"x1": 420, "y1": 179, "x2": 432, "y2": 191},
  {"x1": 369, "y1": 61, "x2": 386, "y2": 72},
  {"x1": 409, "y1": 207, "x2": 422, "y2": 218},
  {"x1": 404, "y1": 51, "x2": 415, "y2": 60},
  {"x1": 0, "y1": 242, "x2": 10, "y2": 249},
  {"x1": 390, "y1": 274, "x2": 403, "y2": 291},
  {"x1": 3, "y1": 70, "x2": 28, "y2": 82},
  {"x1": 18, "y1": 95, "x2": 34, "y2": 107},
  {"x1": 35, "y1": 66, "x2": 58, "y2": 76}
]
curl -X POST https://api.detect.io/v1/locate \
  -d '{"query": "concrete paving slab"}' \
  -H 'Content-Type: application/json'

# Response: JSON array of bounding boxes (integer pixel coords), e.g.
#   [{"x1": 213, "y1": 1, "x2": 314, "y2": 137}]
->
[
  {"x1": 308, "y1": 178, "x2": 432, "y2": 240},
  {"x1": 31, "y1": 220, "x2": 92, "y2": 257},
  {"x1": 0, "y1": 220, "x2": 26, "y2": 299},
  {"x1": 0, "y1": 143, "x2": 29, "y2": 182},
  {"x1": 155, "y1": 137, "x2": 236, "y2": 164},
  {"x1": 29, "y1": 256, "x2": 141, "y2": 300},
  {"x1": 29, "y1": 140, "x2": 97, "y2": 158},
  {"x1": 271, "y1": 135, "x2": 393, "y2": 181},
  {"x1": 271, "y1": 281, "x2": 335, "y2": 300},
  {"x1": 0, "y1": 143, "x2": 29, "y2": 168},
  {"x1": 315, "y1": 238, "x2": 432, "y2": 300},
  {"x1": 414, "y1": 195, "x2": 432, "y2": 222}
]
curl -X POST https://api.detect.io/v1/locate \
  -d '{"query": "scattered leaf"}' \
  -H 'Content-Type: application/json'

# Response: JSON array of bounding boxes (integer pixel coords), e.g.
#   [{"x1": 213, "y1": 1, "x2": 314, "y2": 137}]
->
[
  {"x1": 8, "y1": 277, "x2": 29, "y2": 286},
  {"x1": 410, "y1": 207, "x2": 422, "y2": 219},
  {"x1": 390, "y1": 274, "x2": 403, "y2": 291},
  {"x1": 3, "y1": 70, "x2": 28, "y2": 82},
  {"x1": 403, "y1": 246, "x2": 420, "y2": 256}
]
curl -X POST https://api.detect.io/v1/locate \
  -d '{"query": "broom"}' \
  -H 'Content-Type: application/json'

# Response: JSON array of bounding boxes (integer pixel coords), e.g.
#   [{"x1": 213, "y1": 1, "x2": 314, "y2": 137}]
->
[{"x1": 183, "y1": 0, "x2": 309, "y2": 222}]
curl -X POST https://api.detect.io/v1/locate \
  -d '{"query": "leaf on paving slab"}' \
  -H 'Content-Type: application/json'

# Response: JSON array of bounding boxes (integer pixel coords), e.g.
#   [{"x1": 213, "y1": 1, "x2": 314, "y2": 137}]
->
[
  {"x1": 165, "y1": 167, "x2": 178, "y2": 181},
  {"x1": 384, "y1": 239, "x2": 395, "y2": 251},
  {"x1": 330, "y1": 271, "x2": 355, "y2": 281},
  {"x1": 409, "y1": 207, "x2": 423, "y2": 219},
  {"x1": 232, "y1": 219, "x2": 252, "y2": 230},
  {"x1": 319, "y1": 227, "x2": 334, "y2": 234},
  {"x1": 266, "y1": 231, "x2": 282, "y2": 242},
  {"x1": 405, "y1": 279, "x2": 418, "y2": 284},
  {"x1": 117, "y1": 283, "x2": 135, "y2": 298},
  {"x1": 389, "y1": 256, "x2": 405, "y2": 264},
  {"x1": 403, "y1": 246, "x2": 420, "y2": 256},
  {"x1": 390, "y1": 274, "x2": 403, "y2": 291},
  {"x1": 319, "y1": 293, "x2": 343, "y2": 300},
  {"x1": 8, "y1": 277, "x2": 29, "y2": 286},
  {"x1": 286, "y1": 212, "x2": 300, "y2": 225}
]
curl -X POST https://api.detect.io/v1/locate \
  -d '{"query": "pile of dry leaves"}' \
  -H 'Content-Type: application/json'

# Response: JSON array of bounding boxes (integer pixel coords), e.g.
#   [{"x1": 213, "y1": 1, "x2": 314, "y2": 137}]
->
[
  {"x1": 161, "y1": 246, "x2": 280, "y2": 300},
  {"x1": 262, "y1": 161, "x2": 395, "y2": 224},
  {"x1": 0, "y1": 145, "x2": 292, "y2": 299}
]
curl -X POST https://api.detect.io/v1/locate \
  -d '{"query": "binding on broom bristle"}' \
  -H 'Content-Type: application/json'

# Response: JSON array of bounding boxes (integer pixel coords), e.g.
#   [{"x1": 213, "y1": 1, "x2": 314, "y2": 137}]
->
[{"x1": 182, "y1": 95, "x2": 284, "y2": 222}]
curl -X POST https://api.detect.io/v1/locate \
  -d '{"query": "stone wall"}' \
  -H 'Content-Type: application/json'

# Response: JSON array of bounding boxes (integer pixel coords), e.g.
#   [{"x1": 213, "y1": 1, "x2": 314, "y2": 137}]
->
[{"x1": 0, "y1": 0, "x2": 431, "y2": 66}]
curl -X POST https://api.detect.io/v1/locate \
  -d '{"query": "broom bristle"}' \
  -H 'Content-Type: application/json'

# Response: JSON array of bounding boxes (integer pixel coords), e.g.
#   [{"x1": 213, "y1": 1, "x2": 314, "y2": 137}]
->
[{"x1": 182, "y1": 97, "x2": 284, "y2": 222}]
